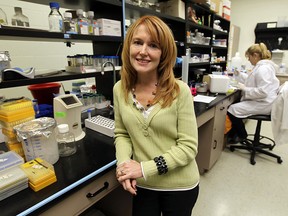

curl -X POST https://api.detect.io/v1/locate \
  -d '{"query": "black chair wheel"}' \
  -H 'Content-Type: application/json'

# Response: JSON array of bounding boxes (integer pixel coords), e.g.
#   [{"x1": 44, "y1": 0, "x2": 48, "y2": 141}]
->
[
  {"x1": 277, "y1": 158, "x2": 283, "y2": 164},
  {"x1": 229, "y1": 146, "x2": 235, "y2": 152},
  {"x1": 269, "y1": 146, "x2": 273, "y2": 150},
  {"x1": 250, "y1": 159, "x2": 256, "y2": 165}
]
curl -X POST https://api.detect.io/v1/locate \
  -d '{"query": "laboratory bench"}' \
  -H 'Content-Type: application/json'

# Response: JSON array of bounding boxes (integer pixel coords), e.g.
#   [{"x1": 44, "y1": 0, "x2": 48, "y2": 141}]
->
[
  {"x1": 0, "y1": 90, "x2": 240, "y2": 216},
  {"x1": 0, "y1": 129, "x2": 123, "y2": 216}
]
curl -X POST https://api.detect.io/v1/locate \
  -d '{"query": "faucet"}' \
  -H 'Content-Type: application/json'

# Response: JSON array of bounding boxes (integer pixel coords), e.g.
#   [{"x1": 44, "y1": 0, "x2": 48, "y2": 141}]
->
[{"x1": 101, "y1": 61, "x2": 116, "y2": 85}]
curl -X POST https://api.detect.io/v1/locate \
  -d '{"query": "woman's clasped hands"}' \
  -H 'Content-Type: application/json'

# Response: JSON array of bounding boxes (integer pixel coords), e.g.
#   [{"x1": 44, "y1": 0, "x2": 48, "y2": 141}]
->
[{"x1": 116, "y1": 160, "x2": 143, "y2": 195}]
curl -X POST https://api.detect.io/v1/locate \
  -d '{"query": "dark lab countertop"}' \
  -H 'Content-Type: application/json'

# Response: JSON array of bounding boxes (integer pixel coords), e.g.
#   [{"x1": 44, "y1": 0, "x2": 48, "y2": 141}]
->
[
  {"x1": 0, "y1": 129, "x2": 116, "y2": 216},
  {"x1": 0, "y1": 90, "x2": 240, "y2": 216},
  {"x1": 194, "y1": 91, "x2": 240, "y2": 117}
]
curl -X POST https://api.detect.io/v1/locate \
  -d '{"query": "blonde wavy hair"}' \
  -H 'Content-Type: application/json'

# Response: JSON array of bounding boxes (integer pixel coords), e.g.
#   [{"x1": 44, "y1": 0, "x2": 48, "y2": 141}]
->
[
  {"x1": 120, "y1": 15, "x2": 179, "y2": 108},
  {"x1": 245, "y1": 42, "x2": 271, "y2": 60}
]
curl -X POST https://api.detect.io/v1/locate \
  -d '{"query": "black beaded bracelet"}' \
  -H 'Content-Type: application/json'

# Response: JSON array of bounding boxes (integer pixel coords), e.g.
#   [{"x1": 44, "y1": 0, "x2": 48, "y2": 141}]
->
[{"x1": 154, "y1": 156, "x2": 168, "y2": 175}]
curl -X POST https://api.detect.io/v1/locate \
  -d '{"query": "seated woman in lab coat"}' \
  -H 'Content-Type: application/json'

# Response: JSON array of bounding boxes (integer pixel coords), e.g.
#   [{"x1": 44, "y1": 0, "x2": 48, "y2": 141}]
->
[{"x1": 227, "y1": 43, "x2": 280, "y2": 144}]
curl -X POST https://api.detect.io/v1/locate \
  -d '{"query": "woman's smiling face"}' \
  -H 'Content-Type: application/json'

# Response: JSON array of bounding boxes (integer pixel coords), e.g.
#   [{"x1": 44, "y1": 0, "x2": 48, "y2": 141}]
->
[{"x1": 129, "y1": 24, "x2": 162, "y2": 76}]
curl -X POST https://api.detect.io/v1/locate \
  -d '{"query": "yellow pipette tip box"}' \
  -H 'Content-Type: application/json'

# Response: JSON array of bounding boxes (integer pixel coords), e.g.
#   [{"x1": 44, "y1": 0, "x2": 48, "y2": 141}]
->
[
  {"x1": 29, "y1": 175, "x2": 57, "y2": 192},
  {"x1": 0, "y1": 97, "x2": 33, "y2": 112},
  {"x1": 0, "y1": 98, "x2": 35, "y2": 123},
  {"x1": 20, "y1": 158, "x2": 56, "y2": 186}
]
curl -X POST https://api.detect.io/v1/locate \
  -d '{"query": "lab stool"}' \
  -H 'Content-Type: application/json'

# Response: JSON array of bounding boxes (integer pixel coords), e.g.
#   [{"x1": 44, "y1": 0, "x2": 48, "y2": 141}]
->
[{"x1": 229, "y1": 114, "x2": 283, "y2": 165}]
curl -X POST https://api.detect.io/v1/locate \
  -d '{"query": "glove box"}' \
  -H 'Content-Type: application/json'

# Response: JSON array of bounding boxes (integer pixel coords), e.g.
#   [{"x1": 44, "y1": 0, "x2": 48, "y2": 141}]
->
[{"x1": 208, "y1": 74, "x2": 230, "y2": 93}]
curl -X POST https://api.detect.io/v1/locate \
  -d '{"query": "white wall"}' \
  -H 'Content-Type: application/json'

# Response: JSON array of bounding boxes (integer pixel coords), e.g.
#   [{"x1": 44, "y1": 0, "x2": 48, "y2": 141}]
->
[
  {"x1": 0, "y1": 0, "x2": 93, "y2": 99},
  {"x1": 230, "y1": 0, "x2": 288, "y2": 68}
]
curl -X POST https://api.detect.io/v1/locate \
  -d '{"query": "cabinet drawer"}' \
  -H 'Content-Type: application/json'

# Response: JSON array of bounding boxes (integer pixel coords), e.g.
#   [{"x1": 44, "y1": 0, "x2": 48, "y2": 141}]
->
[{"x1": 40, "y1": 169, "x2": 119, "y2": 216}]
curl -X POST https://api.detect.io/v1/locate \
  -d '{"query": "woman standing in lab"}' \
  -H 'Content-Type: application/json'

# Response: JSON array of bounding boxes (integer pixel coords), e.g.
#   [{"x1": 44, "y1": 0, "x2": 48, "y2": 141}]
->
[
  {"x1": 227, "y1": 43, "x2": 279, "y2": 144},
  {"x1": 113, "y1": 15, "x2": 199, "y2": 216}
]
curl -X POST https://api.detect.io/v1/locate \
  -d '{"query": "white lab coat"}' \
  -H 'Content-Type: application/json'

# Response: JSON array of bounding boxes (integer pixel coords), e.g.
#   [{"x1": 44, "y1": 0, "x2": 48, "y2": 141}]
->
[
  {"x1": 228, "y1": 60, "x2": 279, "y2": 118},
  {"x1": 271, "y1": 81, "x2": 288, "y2": 145}
]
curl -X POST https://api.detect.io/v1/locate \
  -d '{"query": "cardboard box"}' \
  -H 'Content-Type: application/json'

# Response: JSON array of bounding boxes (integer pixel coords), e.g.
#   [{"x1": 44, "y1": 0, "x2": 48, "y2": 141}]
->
[
  {"x1": 162, "y1": 0, "x2": 185, "y2": 19},
  {"x1": 222, "y1": 0, "x2": 231, "y2": 9},
  {"x1": 97, "y1": 18, "x2": 121, "y2": 37},
  {"x1": 222, "y1": 6, "x2": 231, "y2": 20},
  {"x1": 210, "y1": 0, "x2": 221, "y2": 13},
  {"x1": 218, "y1": 1, "x2": 223, "y2": 16}
]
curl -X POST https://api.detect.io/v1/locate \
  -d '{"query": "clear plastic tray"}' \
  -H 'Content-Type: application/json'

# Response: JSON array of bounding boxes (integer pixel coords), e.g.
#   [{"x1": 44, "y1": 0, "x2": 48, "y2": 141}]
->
[
  {"x1": 0, "y1": 177, "x2": 28, "y2": 201},
  {"x1": 0, "y1": 166, "x2": 28, "y2": 192},
  {"x1": 0, "y1": 151, "x2": 24, "y2": 172}
]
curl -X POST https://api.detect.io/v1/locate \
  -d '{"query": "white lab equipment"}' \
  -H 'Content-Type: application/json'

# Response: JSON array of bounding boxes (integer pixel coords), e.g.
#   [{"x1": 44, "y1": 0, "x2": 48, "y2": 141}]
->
[
  {"x1": 209, "y1": 74, "x2": 230, "y2": 93},
  {"x1": 53, "y1": 94, "x2": 85, "y2": 141}
]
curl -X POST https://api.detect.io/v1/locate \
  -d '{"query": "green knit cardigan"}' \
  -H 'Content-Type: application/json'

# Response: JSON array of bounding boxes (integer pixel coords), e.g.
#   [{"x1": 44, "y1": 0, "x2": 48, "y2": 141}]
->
[{"x1": 113, "y1": 79, "x2": 199, "y2": 190}]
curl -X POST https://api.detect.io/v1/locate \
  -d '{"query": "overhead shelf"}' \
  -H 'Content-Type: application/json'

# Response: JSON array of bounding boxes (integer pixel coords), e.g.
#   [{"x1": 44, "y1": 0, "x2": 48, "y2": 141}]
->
[
  {"x1": 189, "y1": 62, "x2": 210, "y2": 66},
  {"x1": 0, "y1": 71, "x2": 91, "y2": 88},
  {"x1": 211, "y1": 61, "x2": 227, "y2": 65},
  {"x1": 0, "y1": 26, "x2": 122, "y2": 42},
  {"x1": 255, "y1": 22, "x2": 288, "y2": 33},
  {"x1": 212, "y1": 46, "x2": 228, "y2": 49},
  {"x1": 0, "y1": 70, "x2": 120, "y2": 89},
  {"x1": 187, "y1": 43, "x2": 211, "y2": 48},
  {"x1": 213, "y1": 29, "x2": 229, "y2": 36},
  {"x1": 188, "y1": 21, "x2": 213, "y2": 31},
  {"x1": 255, "y1": 22, "x2": 288, "y2": 50},
  {"x1": 213, "y1": 14, "x2": 230, "y2": 23},
  {"x1": 125, "y1": 3, "x2": 185, "y2": 24}
]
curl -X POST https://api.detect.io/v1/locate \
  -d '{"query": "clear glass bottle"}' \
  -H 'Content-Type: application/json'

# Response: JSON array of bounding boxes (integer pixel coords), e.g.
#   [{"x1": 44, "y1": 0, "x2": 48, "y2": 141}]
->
[
  {"x1": 63, "y1": 12, "x2": 77, "y2": 34},
  {"x1": 75, "y1": 9, "x2": 89, "y2": 35},
  {"x1": 56, "y1": 124, "x2": 77, "y2": 157},
  {"x1": 11, "y1": 7, "x2": 30, "y2": 27},
  {"x1": 48, "y1": 2, "x2": 63, "y2": 32},
  {"x1": 0, "y1": 8, "x2": 8, "y2": 26}
]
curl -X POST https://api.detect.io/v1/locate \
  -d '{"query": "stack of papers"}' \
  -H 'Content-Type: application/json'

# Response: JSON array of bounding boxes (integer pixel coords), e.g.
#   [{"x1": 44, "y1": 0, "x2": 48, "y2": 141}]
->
[{"x1": 193, "y1": 95, "x2": 216, "y2": 103}]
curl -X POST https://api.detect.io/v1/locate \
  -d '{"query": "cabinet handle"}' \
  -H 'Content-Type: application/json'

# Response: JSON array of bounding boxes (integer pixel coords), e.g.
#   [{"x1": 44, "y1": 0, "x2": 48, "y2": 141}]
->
[
  {"x1": 86, "y1": 181, "x2": 109, "y2": 198},
  {"x1": 213, "y1": 140, "x2": 217, "y2": 149},
  {"x1": 220, "y1": 107, "x2": 225, "y2": 111}
]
